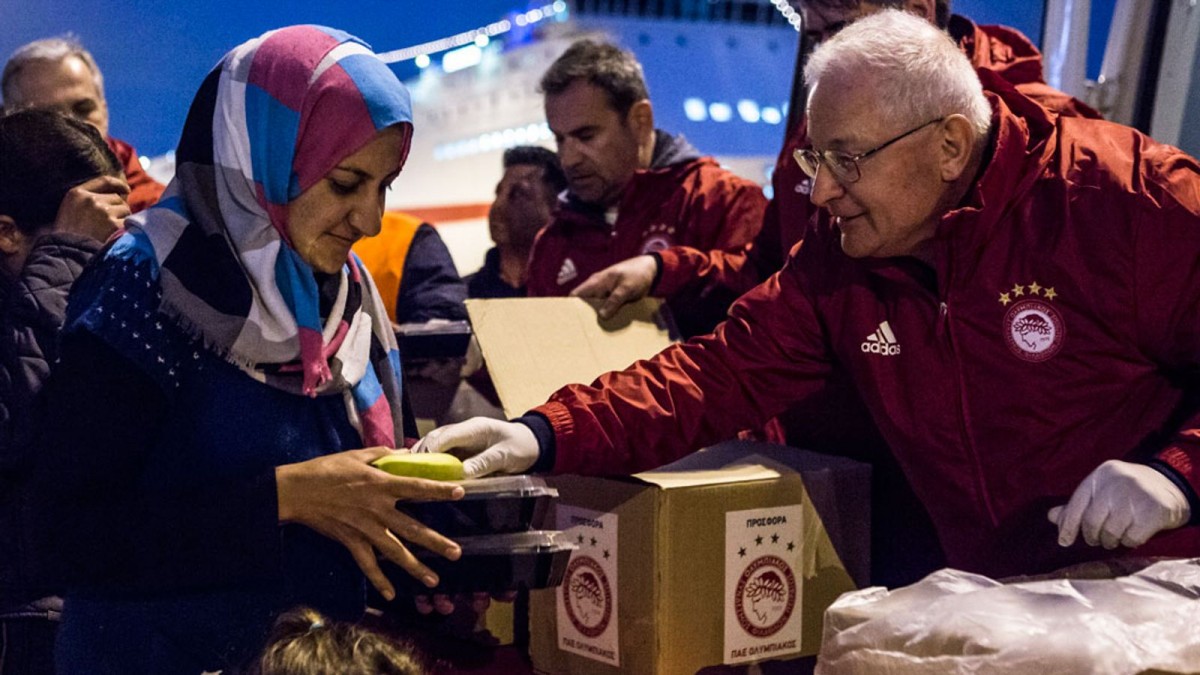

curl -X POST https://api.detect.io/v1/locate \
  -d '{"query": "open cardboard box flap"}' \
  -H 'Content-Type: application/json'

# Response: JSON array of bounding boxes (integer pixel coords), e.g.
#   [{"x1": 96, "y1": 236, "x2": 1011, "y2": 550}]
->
[{"x1": 465, "y1": 297, "x2": 675, "y2": 419}]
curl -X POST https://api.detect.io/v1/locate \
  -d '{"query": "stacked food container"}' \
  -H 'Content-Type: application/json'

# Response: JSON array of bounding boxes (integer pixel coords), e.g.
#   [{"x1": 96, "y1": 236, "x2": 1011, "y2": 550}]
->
[{"x1": 391, "y1": 476, "x2": 576, "y2": 595}]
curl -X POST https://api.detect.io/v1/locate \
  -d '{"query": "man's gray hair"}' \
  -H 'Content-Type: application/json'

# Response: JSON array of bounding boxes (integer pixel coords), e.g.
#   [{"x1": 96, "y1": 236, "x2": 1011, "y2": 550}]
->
[
  {"x1": 804, "y1": 10, "x2": 990, "y2": 136},
  {"x1": 1, "y1": 36, "x2": 105, "y2": 106}
]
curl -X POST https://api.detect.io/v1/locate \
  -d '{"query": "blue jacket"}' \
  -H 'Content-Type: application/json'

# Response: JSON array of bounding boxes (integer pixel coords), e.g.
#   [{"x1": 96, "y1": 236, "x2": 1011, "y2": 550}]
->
[{"x1": 30, "y1": 242, "x2": 379, "y2": 673}]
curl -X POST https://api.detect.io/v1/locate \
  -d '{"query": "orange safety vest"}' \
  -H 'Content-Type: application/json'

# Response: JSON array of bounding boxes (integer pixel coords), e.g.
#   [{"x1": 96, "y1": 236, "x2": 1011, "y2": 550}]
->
[{"x1": 352, "y1": 211, "x2": 423, "y2": 322}]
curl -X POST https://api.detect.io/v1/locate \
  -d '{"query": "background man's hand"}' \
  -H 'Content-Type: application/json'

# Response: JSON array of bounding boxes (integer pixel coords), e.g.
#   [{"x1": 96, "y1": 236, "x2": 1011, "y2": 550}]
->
[
  {"x1": 1048, "y1": 459, "x2": 1191, "y2": 549},
  {"x1": 417, "y1": 418, "x2": 538, "y2": 478},
  {"x1": 570, "y1": 254, "x2": 658, "y2": 319},
  {"x1": 275, "y1": 447, "x2": 464, "y2": 601},
  {"x1": 53, "y1": 175, "x2": 131, "y2": 242}
]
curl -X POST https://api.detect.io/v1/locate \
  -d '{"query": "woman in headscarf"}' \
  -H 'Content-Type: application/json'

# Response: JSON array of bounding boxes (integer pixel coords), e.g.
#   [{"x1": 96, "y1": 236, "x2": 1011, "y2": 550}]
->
[{"x1": 27, "y1": 26, "x2": 461, "y2": 674}]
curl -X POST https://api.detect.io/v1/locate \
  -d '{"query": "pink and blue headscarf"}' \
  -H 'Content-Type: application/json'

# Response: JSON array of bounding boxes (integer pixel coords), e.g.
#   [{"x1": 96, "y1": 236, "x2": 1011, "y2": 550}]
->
[{"x1": 127, "y1": 26, "x2": 411, "y2": 447}]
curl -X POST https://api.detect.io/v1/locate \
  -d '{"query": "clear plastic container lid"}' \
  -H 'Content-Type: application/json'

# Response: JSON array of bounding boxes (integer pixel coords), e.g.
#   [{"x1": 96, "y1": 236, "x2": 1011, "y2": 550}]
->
[
  {"x1": 455, "y1": 475, "x2": 559, "y2": 501},
  {"x1": 453, "y1": 530, "x2": 577, "y2": 555}
]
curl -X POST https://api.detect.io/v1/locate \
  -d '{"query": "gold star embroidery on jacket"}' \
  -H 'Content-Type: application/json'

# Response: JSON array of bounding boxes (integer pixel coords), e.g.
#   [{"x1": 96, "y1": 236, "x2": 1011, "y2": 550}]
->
[
  {"x1": 1044, "y1": 287, "x2": 1057, "y2": 300},
  {"x1": 999, "y1": 292, "x2": 1012, "y2": 306},
  {"x1": 1011, "y1": 284, "x2": 1025, "y2": 296},
  {"x1": 1028, "y1": 281, "x2": 1041, "y2": 295}
]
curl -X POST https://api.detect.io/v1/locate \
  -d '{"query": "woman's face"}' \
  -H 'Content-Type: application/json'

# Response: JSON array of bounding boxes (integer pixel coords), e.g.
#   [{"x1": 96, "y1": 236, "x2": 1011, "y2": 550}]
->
[{"x1": 287, "y1": 125, "x2": 406, "y2": 274}]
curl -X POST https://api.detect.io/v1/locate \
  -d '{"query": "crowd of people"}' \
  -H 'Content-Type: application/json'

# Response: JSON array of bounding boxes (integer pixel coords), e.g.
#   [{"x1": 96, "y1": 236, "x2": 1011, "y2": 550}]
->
[{"x1": 1, "y1": 0, "x2": 1198, "y2": 672}]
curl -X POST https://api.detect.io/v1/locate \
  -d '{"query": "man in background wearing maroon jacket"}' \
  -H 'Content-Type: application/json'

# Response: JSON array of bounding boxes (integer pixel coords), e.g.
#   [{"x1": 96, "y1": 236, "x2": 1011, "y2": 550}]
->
[
  {"x1": 2, "y1": 37, "x2": 164, "y2": 214},
  {"x1": 527, "y1": 38, "x2": 767, "y2": 338},
  {"x1": 423, "y1": 11, "x2": 1200, "y2": 581}
]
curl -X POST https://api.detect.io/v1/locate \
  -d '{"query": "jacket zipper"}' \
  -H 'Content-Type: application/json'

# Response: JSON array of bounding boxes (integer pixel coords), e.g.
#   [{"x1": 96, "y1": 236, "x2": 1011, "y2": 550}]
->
[{"x1": 939, "y1": 290, "x2": 1000, "y2": 527}]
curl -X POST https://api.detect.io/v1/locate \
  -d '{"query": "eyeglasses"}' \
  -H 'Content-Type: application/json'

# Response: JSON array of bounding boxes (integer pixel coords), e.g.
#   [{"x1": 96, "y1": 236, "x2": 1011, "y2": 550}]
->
[{"x1": 793, "y1": 117, "x2": 946, "y2": 184}]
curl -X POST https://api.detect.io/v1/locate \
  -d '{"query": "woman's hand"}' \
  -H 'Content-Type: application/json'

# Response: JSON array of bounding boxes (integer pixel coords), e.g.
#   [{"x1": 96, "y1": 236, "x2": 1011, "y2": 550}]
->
[{"x1": 275, "y1": 447, "x2": 464, "y2": 601}]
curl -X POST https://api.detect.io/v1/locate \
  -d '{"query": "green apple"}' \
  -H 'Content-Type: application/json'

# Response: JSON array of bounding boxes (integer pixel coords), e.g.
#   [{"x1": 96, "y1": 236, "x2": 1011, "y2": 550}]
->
[{"x1": 372, "y1": 452, "x2": 464, "y2": 480}]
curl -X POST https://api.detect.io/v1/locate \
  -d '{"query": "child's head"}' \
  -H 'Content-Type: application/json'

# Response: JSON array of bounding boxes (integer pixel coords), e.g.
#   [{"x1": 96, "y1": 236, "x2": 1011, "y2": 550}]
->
[
  {"x1": 0, "y1": 107, "x2": 120, "y2": 232},
  {"x1": 247, "y1": 607, "x2": 425, "y2": 675}
]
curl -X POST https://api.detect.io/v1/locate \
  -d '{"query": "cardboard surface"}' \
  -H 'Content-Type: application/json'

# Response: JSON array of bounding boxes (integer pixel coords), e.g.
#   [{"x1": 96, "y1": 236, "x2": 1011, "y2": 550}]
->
[
  {"x1": 465, "y1": 297, "x2": 675, "y2": 419},
  {"x1": 530, "y1": 441, "x2": 870, "y2": 675}
]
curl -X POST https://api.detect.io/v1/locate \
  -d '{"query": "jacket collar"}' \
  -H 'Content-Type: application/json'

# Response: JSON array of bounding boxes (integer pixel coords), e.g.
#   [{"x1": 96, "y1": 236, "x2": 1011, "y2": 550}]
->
[
  {"x1": 949, "y1": 14, "x2": 1046, "y2": 88},
  {"x1": 935, "y1": 72, "x2": 1056, "y2": 251}
]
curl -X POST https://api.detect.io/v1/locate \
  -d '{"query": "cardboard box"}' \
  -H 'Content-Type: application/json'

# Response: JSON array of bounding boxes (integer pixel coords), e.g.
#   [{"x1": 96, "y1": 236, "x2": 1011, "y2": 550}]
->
[
  {"x1": 443, "y1": 297, "x2": 676, "y2": 646},
  {"x1": 529, "y1": 441, "x2": 870, "y2": 674}
]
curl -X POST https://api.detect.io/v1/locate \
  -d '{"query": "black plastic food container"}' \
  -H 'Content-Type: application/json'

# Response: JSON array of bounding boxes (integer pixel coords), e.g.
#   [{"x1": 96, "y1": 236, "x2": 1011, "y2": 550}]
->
[
  {"x1": 390, "y1": 531, "x2": 576, "y2": 595},
  {"x1": 398, "y1": 475, "x2": 557, "y2": 537}
]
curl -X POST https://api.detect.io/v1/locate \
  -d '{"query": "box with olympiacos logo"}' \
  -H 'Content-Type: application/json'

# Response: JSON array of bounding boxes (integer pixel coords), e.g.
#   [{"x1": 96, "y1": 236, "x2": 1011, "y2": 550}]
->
[{"x1": 528, "y1": 440, "x2": 871, "y2": 675}]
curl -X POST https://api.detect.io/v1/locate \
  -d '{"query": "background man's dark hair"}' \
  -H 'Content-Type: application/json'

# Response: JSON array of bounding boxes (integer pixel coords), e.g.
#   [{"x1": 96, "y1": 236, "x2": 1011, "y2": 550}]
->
[
  {"x1": 538, "y1": 39, "x2": 650, "y2": 117},
  {"x1": 503, "y1": 145, "x2": 567, "y2": 194},
  {"x1": 934, "y1": 0, "x2": 950, "y2": 29},
  {"x1": 0, "y1": 108, "x2": 120, "y2": 231},
  {"x1": 802, "y1": 0, "x2": 952, "y2": 29}
]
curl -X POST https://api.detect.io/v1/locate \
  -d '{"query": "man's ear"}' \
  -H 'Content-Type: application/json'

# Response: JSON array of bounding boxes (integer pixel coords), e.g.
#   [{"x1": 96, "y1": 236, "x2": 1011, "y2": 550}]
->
[
  {"x1": 0, "y1": 216, "x2": 24, "y2": 255},
  {"x1": 904, "y1": 0, "x2": 936, "y2": 23},
  {"x1": 937, "y1": 114, "x2": 977, "y2": 181},
  {"x1": 627, "y1": 99, "x2": 654, "y2": 144}
]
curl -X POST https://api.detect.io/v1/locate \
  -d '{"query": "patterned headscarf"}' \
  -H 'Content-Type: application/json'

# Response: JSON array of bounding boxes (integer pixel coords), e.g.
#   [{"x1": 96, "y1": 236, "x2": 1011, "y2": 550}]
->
[{"x1": 126, "y1": 25, "x2": 412, "y2": 447}]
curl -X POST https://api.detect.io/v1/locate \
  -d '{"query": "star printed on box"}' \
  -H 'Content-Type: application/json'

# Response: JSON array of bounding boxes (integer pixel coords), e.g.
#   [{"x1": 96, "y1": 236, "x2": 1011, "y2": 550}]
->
[
  {"x1": 739, "y1": 533, "x2": 789, "y2": 555},
  {"x1": 999, "y1": 281, "x2": 1056, "y2": 306}
]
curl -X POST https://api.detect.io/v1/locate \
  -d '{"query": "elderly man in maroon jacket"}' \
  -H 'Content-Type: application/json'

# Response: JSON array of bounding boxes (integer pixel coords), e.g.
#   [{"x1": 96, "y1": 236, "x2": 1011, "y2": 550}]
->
[
  {"x1": 423, "y1": 10, "x2": 1200, "y2": 579},
  {"x1": 566, "y1": 0, "x2": 1106, "y2": 586},
  {"x1": 2, "y1": 37, "x2": 164, "y2": 214}
]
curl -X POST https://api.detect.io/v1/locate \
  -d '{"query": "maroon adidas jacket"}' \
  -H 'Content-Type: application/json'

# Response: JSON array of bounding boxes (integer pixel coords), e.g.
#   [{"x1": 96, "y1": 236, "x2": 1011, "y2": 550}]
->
[
  {"x1": 526, "y1": 130, "x2": 766, "y2": 321},
  {"x1": 531, "y1": 89, "x2": 1200, "y2": 577},
  {"x1": 654, "y1": 14, "x2": 1102, "y2": 301}
]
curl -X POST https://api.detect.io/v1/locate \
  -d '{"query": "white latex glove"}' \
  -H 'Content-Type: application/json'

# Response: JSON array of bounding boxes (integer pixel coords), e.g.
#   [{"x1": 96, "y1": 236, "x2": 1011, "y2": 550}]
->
[
  {"x1": 417, "y1": 417, "x2": 539, "y2": 478},
  {"x1": 570, "y1": 254, "x2": 658, "y2": 320},
  {"x1": 1048, "y1": 459, "x2": 1192, "y2": 550}
]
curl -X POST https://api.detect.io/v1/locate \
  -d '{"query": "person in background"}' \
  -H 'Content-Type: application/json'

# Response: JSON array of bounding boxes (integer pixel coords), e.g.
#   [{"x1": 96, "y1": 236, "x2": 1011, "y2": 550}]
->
[
  {"x1": 0, "y1": 109, "x2": 129, "y2": 675},
  {"x1": 423, "y1": 11, "x2": 1200, "y2": 581},
  {"x1": 351, "y1": 211, "x2": 467, "y2": 326},
  {"x1": 466, "y1": 145, "x2": 566, "y2": 299},
  {"x1": 27, "y1": 26, "x2": 462, "y2": 674},
  {"x1": 527, "y1": 39, "x2": 767, "y2": 337},
  {"x1": 246, "y1": 606, "x2": 424, "y2": 675},
  {"x1": 1, "y1": 37, "x2": 165, "y2": 213},
  {"x1": 567, "y1": 0, "x2": 1105, "y2": 587}
]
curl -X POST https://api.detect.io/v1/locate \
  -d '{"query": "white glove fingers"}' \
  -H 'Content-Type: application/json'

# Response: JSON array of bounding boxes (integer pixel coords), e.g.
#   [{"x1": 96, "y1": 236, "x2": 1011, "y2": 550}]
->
[
  {"x1": 463, "y1": 450, "x2": 502, "y2": 479},
  {"x1": 1120, "y1": 520, "x2": 1156, "y2": 549},
  {"x1": 1097, "y1": 514, "x2": 1125, "y2": 550},
  {"x1": 1056, "y1": 479, "x2": 1095, "y2": 547},
  {"x1": 1080, "y1": 502, "x2": 1108, "y2": 547},
  {"x1": 1047, "y1": 505, "x2": 1064, "y2": 525}
]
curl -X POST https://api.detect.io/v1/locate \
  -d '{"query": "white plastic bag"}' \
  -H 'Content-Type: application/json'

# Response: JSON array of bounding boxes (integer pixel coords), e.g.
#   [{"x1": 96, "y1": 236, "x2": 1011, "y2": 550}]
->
[{"x1": 817, "y1": 558, "x2": 1200, "y2": 674}]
